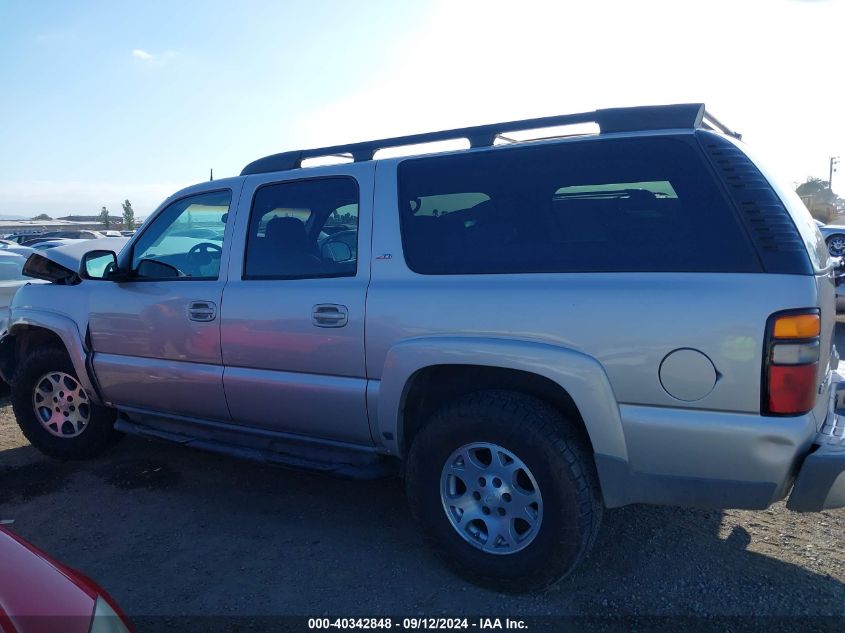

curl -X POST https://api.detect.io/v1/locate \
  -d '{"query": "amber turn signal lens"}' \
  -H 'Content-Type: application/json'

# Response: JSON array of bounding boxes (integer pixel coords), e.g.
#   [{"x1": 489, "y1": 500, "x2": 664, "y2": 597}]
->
[{"x1": 773, "y1": 314, "x2": 820, "y2": 339}]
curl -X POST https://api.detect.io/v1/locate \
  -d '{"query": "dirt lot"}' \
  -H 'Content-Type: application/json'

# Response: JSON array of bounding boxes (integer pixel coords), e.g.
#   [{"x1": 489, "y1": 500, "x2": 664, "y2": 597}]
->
[{"x1": 2, "y1": 342, "x2": 845, "y2": 629}]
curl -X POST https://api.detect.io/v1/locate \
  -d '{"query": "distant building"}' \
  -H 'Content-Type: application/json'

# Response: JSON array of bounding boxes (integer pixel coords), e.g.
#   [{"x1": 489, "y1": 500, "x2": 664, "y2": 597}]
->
[
  {"x1": 0, "y1": 213, "x2": 146, "y2": 236},
  {"x1": 0, "y1": 217, "x2": 121, "y2": 235},
  {"x1": 58, "y1": 214, "x2": 123, "y2": 225}
]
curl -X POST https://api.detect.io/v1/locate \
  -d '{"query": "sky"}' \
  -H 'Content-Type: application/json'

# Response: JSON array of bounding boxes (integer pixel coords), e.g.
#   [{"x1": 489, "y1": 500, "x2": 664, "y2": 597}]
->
[{"x1": 0, "y1": 0, "x2": 843, "y2": 218}]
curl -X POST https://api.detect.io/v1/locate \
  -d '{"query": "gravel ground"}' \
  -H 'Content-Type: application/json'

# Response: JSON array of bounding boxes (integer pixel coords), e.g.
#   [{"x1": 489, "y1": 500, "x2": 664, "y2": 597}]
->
[{"x1": 1, "y1": 334, "x2": 845, "y2": 629}]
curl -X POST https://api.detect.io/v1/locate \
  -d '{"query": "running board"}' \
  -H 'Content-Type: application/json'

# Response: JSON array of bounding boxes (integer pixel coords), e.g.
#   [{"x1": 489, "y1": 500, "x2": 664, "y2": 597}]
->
[{"x1": 114, "y1": 416, "x2": 399, "y2": 480}]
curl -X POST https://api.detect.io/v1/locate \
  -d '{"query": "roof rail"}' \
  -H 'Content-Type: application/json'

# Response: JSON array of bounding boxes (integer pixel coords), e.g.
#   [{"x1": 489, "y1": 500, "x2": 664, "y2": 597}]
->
[
  {"x1": 700, "y1": 110, "x2": 742, "y2": 141},
  {"x1": 241, "y1": 103, "x2": 740, "y2": 176}
]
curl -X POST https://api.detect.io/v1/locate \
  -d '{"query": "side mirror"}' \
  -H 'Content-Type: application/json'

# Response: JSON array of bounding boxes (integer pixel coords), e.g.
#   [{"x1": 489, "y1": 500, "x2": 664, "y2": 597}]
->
[
  {"x1": 322, "y1": 241, "x2": 353, "y2": 263},
  {"x1": 80, "y1": 250, "x2": 119, "y2": 280}
]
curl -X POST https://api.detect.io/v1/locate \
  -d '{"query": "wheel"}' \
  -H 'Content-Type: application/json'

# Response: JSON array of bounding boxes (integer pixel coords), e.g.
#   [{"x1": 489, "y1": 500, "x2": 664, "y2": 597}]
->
[
  {"x1": 405, "y1": 390, "x2": 602, "y2": 593},
  {"x1": 11, "y1": 346, "x2": 119, "y2": 459},
  {"x1": 827, "y1": 234, "x2": 845, "y2": 257}
]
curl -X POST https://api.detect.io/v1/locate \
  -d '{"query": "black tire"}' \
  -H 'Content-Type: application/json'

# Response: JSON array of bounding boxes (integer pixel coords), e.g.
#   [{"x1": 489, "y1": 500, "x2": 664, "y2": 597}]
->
[
  {"x1": 406, "y1": 390, "x2": 602, "y2": 593},
  {"x1": 11, "y1": 345, "x2": 119, "y2": 459}
]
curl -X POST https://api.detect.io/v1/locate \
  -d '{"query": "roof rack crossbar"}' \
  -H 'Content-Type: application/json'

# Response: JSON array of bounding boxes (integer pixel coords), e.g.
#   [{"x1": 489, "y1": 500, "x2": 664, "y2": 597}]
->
[{"x1": 241, "y1": 103, "x2": 737, "y2": 175}]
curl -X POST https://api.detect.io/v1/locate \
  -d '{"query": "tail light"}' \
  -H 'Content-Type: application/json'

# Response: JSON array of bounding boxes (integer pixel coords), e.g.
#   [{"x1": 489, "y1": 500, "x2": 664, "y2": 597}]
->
[{"x1": 763, "y1": 310, "x2": 820, "y2": 416}]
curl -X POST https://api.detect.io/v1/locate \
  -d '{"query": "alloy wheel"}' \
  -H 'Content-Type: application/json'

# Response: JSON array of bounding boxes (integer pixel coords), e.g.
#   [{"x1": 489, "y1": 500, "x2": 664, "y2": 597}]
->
[
  {"x1": 32, "y1": 372, "x2": 90, "y2": 438},
  {"x1": 440, "y1": 442, "x2": 543, "y2": 555},
  {"x1": 829, "y1": 236, "x2": 845, "y2": 257}
]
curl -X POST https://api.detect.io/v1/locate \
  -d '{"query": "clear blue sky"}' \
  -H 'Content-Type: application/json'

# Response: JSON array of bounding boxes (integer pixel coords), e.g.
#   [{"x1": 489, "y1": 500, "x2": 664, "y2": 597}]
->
[{"x1": 0, "y1": 0, "x2": 843, "y2": 217}]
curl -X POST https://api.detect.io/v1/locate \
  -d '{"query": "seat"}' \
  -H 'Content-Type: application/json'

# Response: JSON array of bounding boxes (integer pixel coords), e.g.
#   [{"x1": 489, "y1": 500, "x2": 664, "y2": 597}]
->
[{"x1": 249, "y1": 217, "x2": 323, "y2": 277}]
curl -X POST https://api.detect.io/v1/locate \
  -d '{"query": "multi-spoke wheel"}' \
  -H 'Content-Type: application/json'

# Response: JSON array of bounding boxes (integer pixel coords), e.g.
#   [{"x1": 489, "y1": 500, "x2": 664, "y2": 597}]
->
[
  {"x1": 440, "y1": 442, "x2": 542, "y2": 554},
  {"x1": 12, "y1": 346, "x2": 119, "y2": 459},
  {"x1": 406, "y1": 390, "x2": 602, "y2": 593},
  {"x1": 32, "y1": 371, "x2": 91, "y2": 438}
]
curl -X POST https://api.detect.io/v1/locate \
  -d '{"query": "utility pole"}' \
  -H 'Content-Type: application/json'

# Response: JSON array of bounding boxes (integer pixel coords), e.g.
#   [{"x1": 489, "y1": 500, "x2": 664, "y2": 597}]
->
[{"x1": 831, "y1": 156, "x2": 840, "y2": 193}]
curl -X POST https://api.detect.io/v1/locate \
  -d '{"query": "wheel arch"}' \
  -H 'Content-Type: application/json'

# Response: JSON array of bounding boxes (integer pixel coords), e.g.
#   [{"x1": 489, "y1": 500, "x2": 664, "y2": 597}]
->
[
  {"x1": 399, "y1": 365, "x2": 592, "y2": 456},
  {"x1": 373, "y1": 337, "x2": 629, "y2": 499},
  {"x1": 2, "y1": 310, "x2": 101, "y2": 404}
]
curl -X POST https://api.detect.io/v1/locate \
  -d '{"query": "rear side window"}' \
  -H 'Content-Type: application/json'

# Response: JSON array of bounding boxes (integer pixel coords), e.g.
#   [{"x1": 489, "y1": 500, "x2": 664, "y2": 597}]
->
[
  {"x1": 243, "y1": 177, "x2": 359, "y2": 279},
  {"x1": 397, "y1": 137, "x2": 761, "y2": 274}
]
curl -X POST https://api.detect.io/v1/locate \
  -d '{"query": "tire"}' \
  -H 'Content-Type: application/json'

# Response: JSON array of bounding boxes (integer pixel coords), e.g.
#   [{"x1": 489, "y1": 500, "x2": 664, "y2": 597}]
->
[
  {"x1": 406, "y1": 390, "x2": 602, "y2": 593},
  {"x1": 11, "y1": 345, "x2": 119, "y2": 460},
  {"x1": 827, "y1": 234, "x2": 845, "y2": 258}
]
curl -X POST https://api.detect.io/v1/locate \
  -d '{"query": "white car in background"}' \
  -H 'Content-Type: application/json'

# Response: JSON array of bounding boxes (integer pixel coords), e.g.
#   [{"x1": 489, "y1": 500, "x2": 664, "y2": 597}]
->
[
  {"x1": 31, "y1": 238, "x2": 89, "y2": 251},
  {"x1": 0, "y1": 251, "x2": 47, "y2": 335},
  {"x1": 815, "y1": 219, "x2": 845, "y2": 257},
  {"x1": 0, "y1": 239, "x2": 128, "y2": 381}
]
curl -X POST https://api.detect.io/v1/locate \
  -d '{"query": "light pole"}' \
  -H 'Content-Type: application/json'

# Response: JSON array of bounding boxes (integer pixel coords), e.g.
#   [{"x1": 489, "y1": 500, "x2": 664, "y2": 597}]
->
[{"x1": 831, "y1": 156, "x2": 840, "y2": 193}]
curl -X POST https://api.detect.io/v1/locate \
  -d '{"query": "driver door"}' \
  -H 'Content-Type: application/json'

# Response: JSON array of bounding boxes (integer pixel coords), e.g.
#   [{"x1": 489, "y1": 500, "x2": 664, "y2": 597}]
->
[{"x1": 88, "y1": 186, "x2": 240, "y2": 421}]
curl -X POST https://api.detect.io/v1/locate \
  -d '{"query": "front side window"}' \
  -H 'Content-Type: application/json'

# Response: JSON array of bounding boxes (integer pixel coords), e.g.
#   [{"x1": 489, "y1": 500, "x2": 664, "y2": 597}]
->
[
  {"x1": 131, "y1": 190, "x2": 231, "y2": 280},
  {"x1": 244, "y1": 177, "x2": 359, "y2": 279}
]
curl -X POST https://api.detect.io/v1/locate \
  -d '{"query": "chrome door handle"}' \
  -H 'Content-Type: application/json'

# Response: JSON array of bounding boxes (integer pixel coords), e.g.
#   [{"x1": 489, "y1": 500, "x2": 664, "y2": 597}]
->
[
  {"x1": 188, "y1": 300, "x2": 217, "y2": 322},
  {"x1": 312, "y1": 304, "x2": 348, "y2": 328}
]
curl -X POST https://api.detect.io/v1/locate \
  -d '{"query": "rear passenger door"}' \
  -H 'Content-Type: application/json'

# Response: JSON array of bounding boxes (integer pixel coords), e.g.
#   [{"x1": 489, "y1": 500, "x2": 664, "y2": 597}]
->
[{"x1": 221, "y1": 164, "x2": 374, "y2": 445}]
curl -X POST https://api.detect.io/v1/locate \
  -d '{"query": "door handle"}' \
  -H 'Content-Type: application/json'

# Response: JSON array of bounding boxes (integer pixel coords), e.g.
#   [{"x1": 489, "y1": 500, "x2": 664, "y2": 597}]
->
[
  {"x1": 188, "y1": 300, "x2": 217, "y2": 322},
  {"x1": 312, "y1": 304, "x2": 348, "y2": 328}
]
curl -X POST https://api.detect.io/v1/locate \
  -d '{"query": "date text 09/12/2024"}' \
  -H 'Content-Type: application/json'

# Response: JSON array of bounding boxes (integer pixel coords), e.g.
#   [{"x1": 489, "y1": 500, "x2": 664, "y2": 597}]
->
[{"x1": 307, "y1": 618, "x2": 528, "y2": 630}]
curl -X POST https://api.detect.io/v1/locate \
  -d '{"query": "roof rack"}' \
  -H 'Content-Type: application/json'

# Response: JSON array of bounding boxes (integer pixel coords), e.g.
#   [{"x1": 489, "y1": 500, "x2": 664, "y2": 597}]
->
[{"x1": 241, "y1": 103, "x2": 741, "y2": 176}]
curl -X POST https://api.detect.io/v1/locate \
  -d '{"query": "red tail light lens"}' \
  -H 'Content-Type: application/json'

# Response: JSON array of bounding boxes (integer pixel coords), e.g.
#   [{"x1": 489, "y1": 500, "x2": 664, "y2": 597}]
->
[
  {"x1": 767, "y1": 364, "x2": 818, "y2": 414},
  {"x1": 763, "y1": 310, "x2": 820, "y2": 416}
]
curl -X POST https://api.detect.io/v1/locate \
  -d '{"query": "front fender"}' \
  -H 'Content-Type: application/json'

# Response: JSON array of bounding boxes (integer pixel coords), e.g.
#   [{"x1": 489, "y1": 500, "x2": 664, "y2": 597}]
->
[
  {"x1": 374, "y1": 336, "x2": 628, "y2": 464},
  {"x1": 6, "y1": 308, "x2": 101, "y2": 405}
]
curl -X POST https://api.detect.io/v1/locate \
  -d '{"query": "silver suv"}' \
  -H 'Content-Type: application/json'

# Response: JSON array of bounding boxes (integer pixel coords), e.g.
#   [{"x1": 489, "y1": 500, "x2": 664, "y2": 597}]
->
[{"x1": 4, "y1": 104, "x2": 844, "y2": 592}]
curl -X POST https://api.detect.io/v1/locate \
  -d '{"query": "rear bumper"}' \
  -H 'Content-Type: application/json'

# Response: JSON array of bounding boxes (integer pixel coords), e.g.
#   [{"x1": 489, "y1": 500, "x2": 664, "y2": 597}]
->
[
  {"x1": 601, "y1": 371, "x2": 845, "y2": 510},
  {"x1": 600, "y1": 403, "x2": 818, "y2": 509},
  {"x1": 786, "y1": 390, "x2": 845, "y2": 512}
]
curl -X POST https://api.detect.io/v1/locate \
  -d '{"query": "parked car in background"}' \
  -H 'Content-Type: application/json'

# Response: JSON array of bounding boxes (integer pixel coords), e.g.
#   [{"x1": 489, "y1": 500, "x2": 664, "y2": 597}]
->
[
  {"x1": 102, "y1": 230, "x2": 123, "y2": 238},
  {"x1": 0, "y1": 243, "x2": 36, "y2": 258},
  {"x1": 3, "y1": 104, "x2": 843, "y2": 592},
  {"x1": 833, "y1": 256, "x2": 845, "y2": 312},
  {"x1": 0, "y1": 250, "x2": 46, "y2": 387},
  {"x1": 0, "y1": 527, "x2": 133, "y2": 633},
  {"x1": 3, "y1": 234, "x2": 43, "y2": 245},
  {"x1": 21, "y1": 231, "x2": 104, "y2": 247},
  {"x1": 31, "y1": 239, "x2": 88, "y2": 251},
  {"x1": 816, "y1": 221, "x2": 845, "y2": 257},
  {"x1": 119, "y1": 231, "x2": 136, "y2": 237},
  {"x1": 0, "y1": 251, "x2": 46, "y2": 336}
]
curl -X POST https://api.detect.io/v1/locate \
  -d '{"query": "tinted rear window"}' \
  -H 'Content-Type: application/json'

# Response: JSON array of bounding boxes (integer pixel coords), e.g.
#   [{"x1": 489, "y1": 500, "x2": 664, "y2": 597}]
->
[{"x1": 397, "y1": 137, "x2": 760, "y2": 274}]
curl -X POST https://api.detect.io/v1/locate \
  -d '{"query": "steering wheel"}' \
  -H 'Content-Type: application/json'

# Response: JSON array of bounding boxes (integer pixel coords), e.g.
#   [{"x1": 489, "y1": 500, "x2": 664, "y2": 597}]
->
[{"x1": 186, "y1": 242, "x2": 223, "y2": 275}]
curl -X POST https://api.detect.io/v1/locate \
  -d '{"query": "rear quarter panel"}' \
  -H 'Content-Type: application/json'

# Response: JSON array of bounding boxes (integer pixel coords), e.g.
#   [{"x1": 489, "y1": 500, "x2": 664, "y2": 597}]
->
[{"x1": 368, "y1": 159, "x2": 820, "y2": 417}]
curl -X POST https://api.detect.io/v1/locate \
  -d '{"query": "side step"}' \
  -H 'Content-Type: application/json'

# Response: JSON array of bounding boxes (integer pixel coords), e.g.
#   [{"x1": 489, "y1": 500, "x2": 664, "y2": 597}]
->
[{"x1": 114, "y1": 416, "x2": 399, "y2": 480}]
